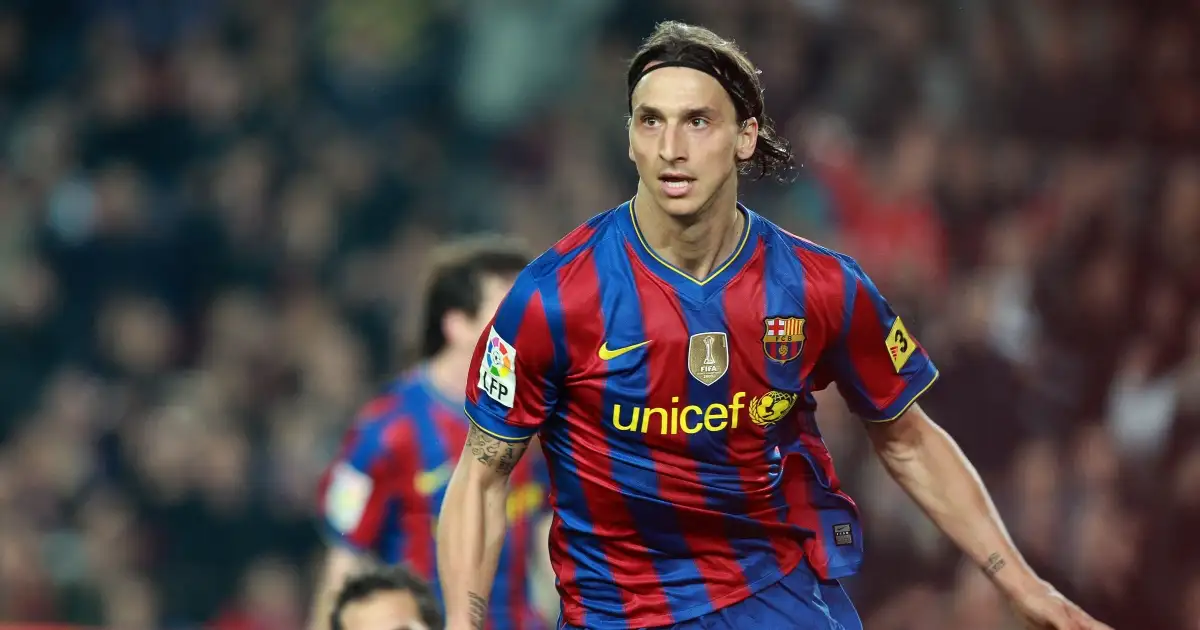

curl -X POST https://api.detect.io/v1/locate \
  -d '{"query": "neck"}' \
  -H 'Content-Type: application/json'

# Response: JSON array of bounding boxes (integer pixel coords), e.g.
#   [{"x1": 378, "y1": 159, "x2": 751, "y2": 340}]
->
[
  {"x1": 633, "y1": 180, "x2": 743, "y2": 281},
  {"x1": 424, "y1": 350, "x2": 469, "y2": 406}
]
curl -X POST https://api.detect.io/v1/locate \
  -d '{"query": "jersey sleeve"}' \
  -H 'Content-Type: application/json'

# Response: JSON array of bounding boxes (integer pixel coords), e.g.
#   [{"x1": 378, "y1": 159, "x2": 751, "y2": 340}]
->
[
  {"x1": 816, "y1": 259, "x2": 939, "y2": 422},
  {"x1": 465, "y1": 270, "x2": 562, "y2": 443},
  {"x1": 317, "y1": 408, "x2": 399, "y2": 552}
]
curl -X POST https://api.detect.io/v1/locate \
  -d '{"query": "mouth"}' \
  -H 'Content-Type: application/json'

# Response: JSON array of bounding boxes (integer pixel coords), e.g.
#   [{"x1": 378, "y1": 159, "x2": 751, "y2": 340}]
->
[{"x1": 658, "y1": 174, "x2": 695, "y2": 198}]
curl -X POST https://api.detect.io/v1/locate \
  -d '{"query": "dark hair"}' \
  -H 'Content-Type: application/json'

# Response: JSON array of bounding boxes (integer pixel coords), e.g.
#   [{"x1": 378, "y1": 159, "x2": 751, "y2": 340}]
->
[
  {"x1": 330, "y1": 565, "x2": 444, "y2": 630},
  {"x1": 627, "y1": 21, "x2": 795, "y2": 182},
  {"x1": 420, "y1": 235, "x2": 531, "y2": 359}
]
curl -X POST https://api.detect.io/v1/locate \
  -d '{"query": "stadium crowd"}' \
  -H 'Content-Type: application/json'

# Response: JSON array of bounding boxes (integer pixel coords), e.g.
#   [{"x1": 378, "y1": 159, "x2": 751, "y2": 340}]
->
[{"x1": 0, "y1": 0, "x2": 1197, "y2": 628}]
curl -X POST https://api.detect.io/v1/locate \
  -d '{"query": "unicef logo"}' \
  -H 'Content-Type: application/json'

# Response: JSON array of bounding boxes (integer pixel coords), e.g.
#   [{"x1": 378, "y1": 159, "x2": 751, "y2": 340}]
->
[
  {"x1": 748, "y1": 391, "x2": 798, "y2": 426},
  {"x1": 486, "y1": 338, "x2": 513, "y2": 378}
]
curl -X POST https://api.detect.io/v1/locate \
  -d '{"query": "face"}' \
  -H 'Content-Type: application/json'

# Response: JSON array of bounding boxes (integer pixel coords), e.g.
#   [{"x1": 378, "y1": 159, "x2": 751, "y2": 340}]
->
[
  {"x1": 628, "y1": 66, "x2": 758, "y2": 218},
  {"x1": 447, "y1": 273, "x2": 515, "y2": 353},
  {"x1": 471, "y1": 274, "x2": 513, "y2": 338},
  {"x1": 338, "y1": 590, "x2": 428, "y2": 630}
]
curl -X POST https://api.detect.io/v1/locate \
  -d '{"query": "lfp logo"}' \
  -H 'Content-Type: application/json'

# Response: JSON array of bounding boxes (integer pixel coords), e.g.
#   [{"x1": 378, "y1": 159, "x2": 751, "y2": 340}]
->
[
  {"x1": 478, "y1": 327, "x2": 517, "y2": 408},
  {"x1": 486, "y1": 337, "x2": 513, "y2": 378}
]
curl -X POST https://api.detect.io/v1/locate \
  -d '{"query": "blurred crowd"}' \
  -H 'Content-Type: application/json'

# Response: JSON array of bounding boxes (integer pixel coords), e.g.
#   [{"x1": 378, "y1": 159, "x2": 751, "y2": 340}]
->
[{"x1": 0, "y1": 0, "x2": 1197, "y2": 628}]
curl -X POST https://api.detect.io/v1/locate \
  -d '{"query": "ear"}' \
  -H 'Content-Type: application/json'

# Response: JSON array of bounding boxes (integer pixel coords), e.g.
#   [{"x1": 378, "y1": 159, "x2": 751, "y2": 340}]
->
[
  {"x1": 736, "y1": 117, "x2": 759, "y2": 162},
  {"x1": 442, "y1": 310, "x2": 472, "y2": 349},
  {"x1": 627, "y1": 117, "x2": 636, "y2": 163}
]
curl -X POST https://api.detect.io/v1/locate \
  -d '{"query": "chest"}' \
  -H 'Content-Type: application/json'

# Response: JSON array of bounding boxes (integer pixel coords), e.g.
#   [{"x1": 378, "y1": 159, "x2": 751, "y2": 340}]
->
[{"x1": 559, "y1": 270, "x2": 835, "y2": 441}]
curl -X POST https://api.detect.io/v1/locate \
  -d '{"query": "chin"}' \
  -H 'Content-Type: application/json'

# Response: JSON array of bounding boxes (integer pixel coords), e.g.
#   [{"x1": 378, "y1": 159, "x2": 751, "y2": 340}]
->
[{"x1": 654, "y1": 193, "x2": 707, "y2": 218}]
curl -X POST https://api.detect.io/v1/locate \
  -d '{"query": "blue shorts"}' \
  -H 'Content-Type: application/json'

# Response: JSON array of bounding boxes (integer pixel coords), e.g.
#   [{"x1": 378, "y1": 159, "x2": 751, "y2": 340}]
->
[{"x1": 560, "y1": 563, "x2": 862, "y2": 630}]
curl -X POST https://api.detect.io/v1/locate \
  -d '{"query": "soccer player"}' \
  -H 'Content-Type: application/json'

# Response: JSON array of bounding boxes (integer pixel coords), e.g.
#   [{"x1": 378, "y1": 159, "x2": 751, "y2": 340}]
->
[
  {"x1": 312, "y1": 237, "x2": 552, "y2": 630},
  {"x1": 330, "y1": 565, "x2": 444, "y2": 630},
  {"x1": 437, "y1": 21, "x2": 1113, "y2": 630}
]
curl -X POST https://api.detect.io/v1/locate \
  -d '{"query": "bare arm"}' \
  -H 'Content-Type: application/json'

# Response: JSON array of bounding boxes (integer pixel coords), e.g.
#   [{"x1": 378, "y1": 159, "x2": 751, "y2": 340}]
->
[
  {"x1": 307, "y1": 546, "x2": 371, "y2": 630},
  {"x1": 437, "y1": 424, "x2": 530, "y2": 630},
  {"x1": 864, "y1": 403, "x2": 1043, "y2": 599}
]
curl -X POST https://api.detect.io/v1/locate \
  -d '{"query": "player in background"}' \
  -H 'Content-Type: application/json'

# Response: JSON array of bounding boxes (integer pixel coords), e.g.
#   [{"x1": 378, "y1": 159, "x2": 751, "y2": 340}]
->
[
  {"x1": 311, "y1": 236, "x2": 553, "y2": 630},
  {"x1": 330, "y1": 565, "x2": 444, "y2": 630},
  {"x1": 437, "y1": 21, "x2": 1112, "y2": 630}
]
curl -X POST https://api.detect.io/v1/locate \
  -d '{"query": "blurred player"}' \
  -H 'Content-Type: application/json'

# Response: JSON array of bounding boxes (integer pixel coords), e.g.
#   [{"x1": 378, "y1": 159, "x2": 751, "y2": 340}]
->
[
  {"x1": 437, "y1": 21, "x2": 1112, "y2": 630},
  {"x1": 330, "y1": 565, "x2": 443, "y2": 630},
  {"x1": 312, "y1": 236, "x2": 552, "y2": 630}
]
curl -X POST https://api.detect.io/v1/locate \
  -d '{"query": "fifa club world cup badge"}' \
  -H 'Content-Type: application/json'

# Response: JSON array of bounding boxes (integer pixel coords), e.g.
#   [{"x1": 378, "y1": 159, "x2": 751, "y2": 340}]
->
[
  {"x1": 687, "y1": 332, "x2": 729, "y2": 386},
  {"x1": 762, "y1": 317, "x2": 806, "y2": 364}
]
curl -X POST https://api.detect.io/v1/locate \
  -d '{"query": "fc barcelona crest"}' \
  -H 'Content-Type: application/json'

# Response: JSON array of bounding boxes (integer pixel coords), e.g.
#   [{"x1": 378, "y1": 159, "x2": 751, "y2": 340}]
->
[{"x1": 762, "y1": 317, "x2": 806, "y2": 364}]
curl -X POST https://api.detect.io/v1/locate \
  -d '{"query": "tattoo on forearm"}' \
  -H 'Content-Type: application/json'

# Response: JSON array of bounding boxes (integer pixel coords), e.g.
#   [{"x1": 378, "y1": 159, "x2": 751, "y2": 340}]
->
[
  {"x1": 496, "y1": 442, "x2": 518, "y2": 475},
  {"x1": 983, "y1": 552, "x2": 1007, "y2": 577},
  {"x1": 468, "y1": 592, "x2": 487, "y2": 630},
  {"x1": 466, "y1": 425, "x2": 524, "y2": 475}
]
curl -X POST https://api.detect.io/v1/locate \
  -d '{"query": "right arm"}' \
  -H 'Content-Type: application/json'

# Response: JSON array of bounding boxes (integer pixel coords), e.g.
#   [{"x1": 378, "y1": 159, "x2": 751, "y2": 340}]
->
[
  {"x1": 438, "y1": 425, "x2": 530, "y2": 630},
  {"x1": 438, "y1": 271, "x2": 561, "y2": 630}
]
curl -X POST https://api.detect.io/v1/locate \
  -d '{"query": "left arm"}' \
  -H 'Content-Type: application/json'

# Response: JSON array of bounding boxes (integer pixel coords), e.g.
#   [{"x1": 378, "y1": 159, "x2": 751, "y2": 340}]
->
[
  {"x1": 821, "y1": 257, "x2": 1110, "y2": 630},
  {"x1": 864, "y1": 403, "x2": 1039, "y2": 598}
]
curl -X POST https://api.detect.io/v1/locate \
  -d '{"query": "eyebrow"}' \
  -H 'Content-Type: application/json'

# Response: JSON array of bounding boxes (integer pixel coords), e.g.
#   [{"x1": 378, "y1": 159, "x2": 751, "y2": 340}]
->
[{"x1": 634, "y1": 105, "x2": 722, "y2": 120}]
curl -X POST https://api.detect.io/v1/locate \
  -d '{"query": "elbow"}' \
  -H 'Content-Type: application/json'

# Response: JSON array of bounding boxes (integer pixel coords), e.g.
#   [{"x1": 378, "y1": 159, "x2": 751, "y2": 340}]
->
[
  {"x1": 456, "y1": 458, "x2": 509, "y2": 496},
  {"x1": 441, "y1": 458, "x2": 509, "y2": 518}
]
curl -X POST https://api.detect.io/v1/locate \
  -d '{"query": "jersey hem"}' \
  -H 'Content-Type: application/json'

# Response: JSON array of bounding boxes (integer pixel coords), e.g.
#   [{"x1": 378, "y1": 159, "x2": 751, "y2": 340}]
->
[
  {"x1": 864, "y1": 365, "x2": 940, "y2": 423},
  {"x1": 464, "y1": 405, "x2": 536, "y2": 442},
  {"x1": 563, "y1": 552, "x2": 805, "y2": 630}
]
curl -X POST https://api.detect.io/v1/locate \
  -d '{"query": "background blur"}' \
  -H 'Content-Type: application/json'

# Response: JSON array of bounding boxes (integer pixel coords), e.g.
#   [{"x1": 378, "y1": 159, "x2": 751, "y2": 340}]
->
[{"x1": 0, "y1": 0, "x2": 1197, "y2": 628}]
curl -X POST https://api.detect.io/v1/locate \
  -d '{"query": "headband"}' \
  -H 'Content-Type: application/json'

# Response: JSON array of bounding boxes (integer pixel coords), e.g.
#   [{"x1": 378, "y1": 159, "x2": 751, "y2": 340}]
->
[{"x1": 626, "y1": 59, "x2": 749, "y2": 120}]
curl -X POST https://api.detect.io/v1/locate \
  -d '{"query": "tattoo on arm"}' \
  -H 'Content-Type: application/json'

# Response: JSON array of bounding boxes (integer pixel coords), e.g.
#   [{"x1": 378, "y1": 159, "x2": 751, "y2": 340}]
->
[
  {"x1": 983, "y1": 552, "x2": 1007, "y2": 578},
  {"x1": 466, "y1": 424, "x2": 526, "y2": 476},
  {"x1": 468, "y1": 592, "x2": 488, "y2": 630}
]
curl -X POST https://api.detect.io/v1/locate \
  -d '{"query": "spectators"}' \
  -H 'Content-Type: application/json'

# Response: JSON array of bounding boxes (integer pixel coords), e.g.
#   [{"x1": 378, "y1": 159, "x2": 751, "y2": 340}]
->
[{"x1": 0, "y1": 0, "x2": 1196, "y2": 628}]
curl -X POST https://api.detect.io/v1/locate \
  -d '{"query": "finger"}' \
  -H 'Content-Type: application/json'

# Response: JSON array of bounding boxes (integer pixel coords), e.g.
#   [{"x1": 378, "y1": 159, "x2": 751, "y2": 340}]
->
[
  {"x1": 1052, "y1": 603, "x2": 1085, "y2": 630},
  {"x1": 1040, "y1": 606, "x2": 1075, "y2": 630},
  {"x1": 1068, "y1": 606, "x2": 1112, "y2": 630}
]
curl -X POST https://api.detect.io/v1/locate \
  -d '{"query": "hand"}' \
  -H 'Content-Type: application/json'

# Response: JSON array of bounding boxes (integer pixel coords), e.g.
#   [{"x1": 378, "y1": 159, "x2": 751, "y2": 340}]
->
[{"x1": 1008, "y1": 583, "x2": 1114, "y2": 630}]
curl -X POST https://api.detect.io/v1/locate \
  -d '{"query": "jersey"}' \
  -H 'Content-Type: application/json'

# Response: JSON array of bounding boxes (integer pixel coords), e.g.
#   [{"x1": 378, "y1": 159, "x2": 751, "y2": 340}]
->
[
  {"x1": 318, "y1": 367, "x2": 551, "y2": 630},
  {"x1": 464, "y1": 200, "x2": 939, "y2": 630}
]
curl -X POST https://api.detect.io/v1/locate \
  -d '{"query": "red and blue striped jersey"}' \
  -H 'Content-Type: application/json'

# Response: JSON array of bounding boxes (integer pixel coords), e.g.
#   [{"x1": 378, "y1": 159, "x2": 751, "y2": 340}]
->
[
  {"x1": 465, "y1": 200, "x2": 939, "y2": 630},
  {"x1": 318, "y1": 367, "x2": 551, "y2": 630}
]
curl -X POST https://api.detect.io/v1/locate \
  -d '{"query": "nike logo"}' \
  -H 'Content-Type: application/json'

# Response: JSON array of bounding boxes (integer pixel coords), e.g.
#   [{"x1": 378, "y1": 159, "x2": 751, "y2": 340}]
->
[
  {"x1": 598, "y1": 340, "x2": 651, "y2": 361},
  {"x1": 414, "y1": 463, "x2": 453, "y2": 496}
]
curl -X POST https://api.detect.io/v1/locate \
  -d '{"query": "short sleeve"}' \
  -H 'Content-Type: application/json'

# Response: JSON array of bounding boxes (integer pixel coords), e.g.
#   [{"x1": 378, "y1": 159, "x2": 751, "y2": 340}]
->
[
  {"x1": 465, "y1": 270, "x2": 562, "y2": 442},
  {"x1": 317, "y1": 410, "x2": 398, "y2": 552},
  {"x1": 816, "y1": 260, "x2": 939, "y2": 422}
]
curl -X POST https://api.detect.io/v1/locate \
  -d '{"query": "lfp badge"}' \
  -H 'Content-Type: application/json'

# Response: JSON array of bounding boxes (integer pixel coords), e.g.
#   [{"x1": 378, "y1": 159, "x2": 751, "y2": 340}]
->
[
  {"x1": 477, "y1": 327, "x2": 517, "y2": 407},
  {"x1": 486, "y1": 336, "x2": 513, "y2": 378}
]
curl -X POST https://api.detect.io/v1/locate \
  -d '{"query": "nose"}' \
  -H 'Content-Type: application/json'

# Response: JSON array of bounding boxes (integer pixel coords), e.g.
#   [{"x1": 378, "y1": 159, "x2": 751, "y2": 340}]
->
[{"x1": 658, "y1": 121, "x2": 687, "y2": 164}]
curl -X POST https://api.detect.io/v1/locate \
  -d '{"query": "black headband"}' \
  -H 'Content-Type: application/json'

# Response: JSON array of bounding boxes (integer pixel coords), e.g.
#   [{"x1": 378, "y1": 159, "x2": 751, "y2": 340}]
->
[{"x1": 626, "y1": 59, "x2": 748, "y2": 120}]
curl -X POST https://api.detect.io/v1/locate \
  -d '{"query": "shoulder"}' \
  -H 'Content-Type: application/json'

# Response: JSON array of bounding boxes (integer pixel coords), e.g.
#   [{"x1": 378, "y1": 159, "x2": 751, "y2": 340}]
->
[
  {"x1": 343, "y1": 381, "x2": 420, "y2": 458},
  {"x1": 756, "y1": 215, "x2": 858, "y2": 273},
  {"x1": 521, "y1": 207, "x2": 622, "y2": 284},
  {"x1": 497, "y1": 207, "x2": 623, "y2": 320},
  {"x1": 754, "y1": 214, "x2": 866, "y2": 302}
]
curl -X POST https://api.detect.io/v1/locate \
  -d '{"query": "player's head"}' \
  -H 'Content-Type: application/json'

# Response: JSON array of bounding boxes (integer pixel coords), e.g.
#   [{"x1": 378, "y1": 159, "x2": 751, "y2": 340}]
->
[
  {"x1": 330, "y1": 565, "x2": 443, "y2": 630},
  {"x1": 420, "y1": 235, "x2": 530, "y2": 360},
  {"x1": 626, "y1": 21, "x2": 794, "y2": 219}
]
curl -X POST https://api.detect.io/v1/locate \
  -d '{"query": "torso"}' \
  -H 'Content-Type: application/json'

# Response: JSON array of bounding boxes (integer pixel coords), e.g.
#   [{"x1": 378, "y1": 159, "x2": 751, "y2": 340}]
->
[{"x1": 533, "y1": 202, "x2": 860, "y2": 628}]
